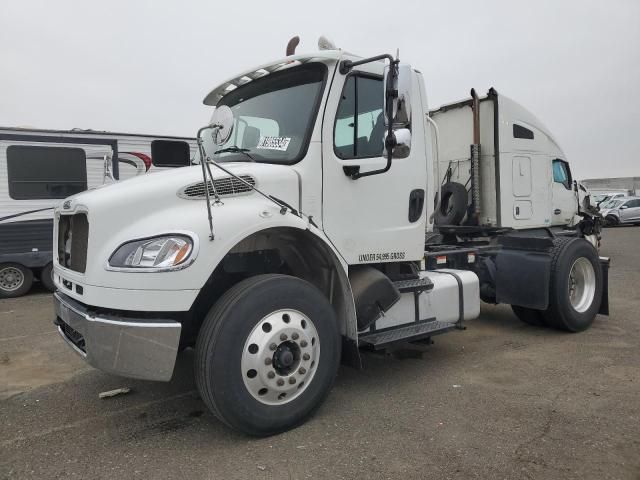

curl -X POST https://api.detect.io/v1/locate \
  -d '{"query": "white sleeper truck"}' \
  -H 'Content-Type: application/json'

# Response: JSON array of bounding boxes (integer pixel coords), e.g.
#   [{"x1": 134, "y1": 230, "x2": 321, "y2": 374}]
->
[{"x1": 52, "y1": 39, "x2": 608, "y2": 436}]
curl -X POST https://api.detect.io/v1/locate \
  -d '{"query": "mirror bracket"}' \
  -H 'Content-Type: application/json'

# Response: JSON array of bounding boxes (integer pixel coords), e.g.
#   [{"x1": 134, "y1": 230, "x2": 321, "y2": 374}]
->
[{"x1": 339, "y1": 53, "x2": 395, "y2": 75}]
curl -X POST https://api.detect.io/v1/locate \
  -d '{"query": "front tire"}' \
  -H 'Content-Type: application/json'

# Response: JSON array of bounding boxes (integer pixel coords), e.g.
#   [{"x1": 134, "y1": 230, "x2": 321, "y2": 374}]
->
[
  {"x1": 0, "y1": 263, "x2": 33, "y2": 298},
  {"x1": 195, "y1": 274, "x2": 340, "y2": 436},
  {"x1": 543, "y1": 238, "x2": 602, "y2": 332},
  {"x1": 605, "y1": 215, "x2": 618, "y2": 227}
]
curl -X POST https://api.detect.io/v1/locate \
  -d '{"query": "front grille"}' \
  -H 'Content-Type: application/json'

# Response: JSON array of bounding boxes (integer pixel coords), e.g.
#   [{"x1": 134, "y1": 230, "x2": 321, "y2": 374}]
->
[
  {"x1": 178, "y1": 175, "x2": 256, "y2": 199},
  {"x1": 59, "y1": 319, "x2": 86, "y2": 352},
  {"x1": 57, "y1": 213, "x2": 89, "y2": 273}
]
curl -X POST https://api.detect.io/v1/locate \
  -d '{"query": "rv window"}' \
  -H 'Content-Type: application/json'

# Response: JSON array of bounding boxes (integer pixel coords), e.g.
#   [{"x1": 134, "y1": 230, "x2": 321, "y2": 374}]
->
[
  {"x1": 151, "y1": 140, "x2": 191, "y2": 167},
  {"x1": 334, "y1": 75, "x2": 385, "y2": 159},
  {"x1": 513, "y1": 124, "x2": 534, "y2": 140},
  {"x1": 7, "y1": 145, "x2": 87, "y2": 200},
  {"x1": 552, "y1": 159, "x2": 572, "y2": 189}
]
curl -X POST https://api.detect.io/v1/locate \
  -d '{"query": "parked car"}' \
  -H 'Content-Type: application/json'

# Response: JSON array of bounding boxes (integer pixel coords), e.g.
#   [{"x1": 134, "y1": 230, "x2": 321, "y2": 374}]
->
[
  {"x1": 592, "y1": 192, "x2": 626, "y2": 206},
  {"x1": 599, "y1": 196, "x2": 640, "y2": 226}
]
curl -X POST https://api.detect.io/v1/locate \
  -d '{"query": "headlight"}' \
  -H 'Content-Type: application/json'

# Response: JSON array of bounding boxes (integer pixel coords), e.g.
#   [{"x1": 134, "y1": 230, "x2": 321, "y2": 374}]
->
[{"x1": 108, "y1": 234, "x2": 196, "y2": 271}]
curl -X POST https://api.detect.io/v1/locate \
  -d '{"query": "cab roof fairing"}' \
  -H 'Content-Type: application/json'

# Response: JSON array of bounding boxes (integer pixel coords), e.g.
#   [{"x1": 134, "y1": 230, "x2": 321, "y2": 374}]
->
[
  {"x1": 202, "y1": 50, "x2": 349, "y2": 106},
  {"x1": 497, "y1": 94, "x2": 566, "y2": 158}
]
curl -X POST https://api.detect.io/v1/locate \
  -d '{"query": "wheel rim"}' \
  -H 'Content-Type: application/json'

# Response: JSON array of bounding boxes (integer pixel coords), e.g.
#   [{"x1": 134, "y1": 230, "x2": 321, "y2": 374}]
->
[
  {"x1": 568, "y1": 257, "x2": 596, "y2": 313},
  {"x1": 241, "y1": 309, "x2": 320, "y2": 405},
  {"x1": 0, "y1": 266, "x2": 24, "y2": 292}
]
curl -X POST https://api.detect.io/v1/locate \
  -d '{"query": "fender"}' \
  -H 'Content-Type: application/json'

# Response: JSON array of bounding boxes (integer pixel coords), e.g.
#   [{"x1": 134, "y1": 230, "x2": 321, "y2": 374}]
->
[{"x1": 193, "y1": 205, "x2": 358, "y2": 342}]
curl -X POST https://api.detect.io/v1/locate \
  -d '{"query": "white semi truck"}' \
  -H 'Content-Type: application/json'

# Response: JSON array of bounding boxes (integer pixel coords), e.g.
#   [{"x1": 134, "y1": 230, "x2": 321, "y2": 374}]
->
[{"x1": 52, "y1": 39, "x2": 608, "y2": 436}]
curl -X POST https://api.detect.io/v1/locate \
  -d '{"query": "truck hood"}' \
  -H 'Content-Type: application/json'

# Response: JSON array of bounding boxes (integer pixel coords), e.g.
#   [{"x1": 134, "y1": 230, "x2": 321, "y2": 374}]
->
[{"x1": 60, "y1": 162, "x2": 300, "y2": 216}]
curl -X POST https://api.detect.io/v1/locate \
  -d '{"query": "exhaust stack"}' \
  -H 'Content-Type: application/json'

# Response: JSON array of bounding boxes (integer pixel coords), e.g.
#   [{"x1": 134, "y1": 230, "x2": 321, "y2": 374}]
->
[{"x1": 469, "y1": 88, "x2": 481, "y2": 224}]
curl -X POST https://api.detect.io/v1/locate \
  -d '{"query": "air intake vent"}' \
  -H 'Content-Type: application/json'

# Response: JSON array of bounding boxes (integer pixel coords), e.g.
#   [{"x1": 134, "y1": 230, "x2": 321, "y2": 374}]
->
[{"x1": 178, "y1": 175, "x2": 256, "y2": 200}]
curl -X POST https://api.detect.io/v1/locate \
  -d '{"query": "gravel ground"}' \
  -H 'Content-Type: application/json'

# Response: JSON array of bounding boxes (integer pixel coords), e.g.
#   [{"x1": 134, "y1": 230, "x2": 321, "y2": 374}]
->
[{"x1": 1, "y1": 227, "x2": 639, "y2": 479}]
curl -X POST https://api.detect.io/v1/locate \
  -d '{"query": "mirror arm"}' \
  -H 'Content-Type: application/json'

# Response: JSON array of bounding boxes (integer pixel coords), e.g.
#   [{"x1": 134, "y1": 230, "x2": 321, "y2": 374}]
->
[
  {"x1": 339, "y1": 54, "x2": 395, "y2": 74},
  {"x1": 196, "y1": 128, "x2": 216, "y2": 240},
  {"x1": 349, "y1": 57, "x2": 399, "y2": 180},
  {"x1": 350, "y1": 133, "x2": 395, "y2": 180}
]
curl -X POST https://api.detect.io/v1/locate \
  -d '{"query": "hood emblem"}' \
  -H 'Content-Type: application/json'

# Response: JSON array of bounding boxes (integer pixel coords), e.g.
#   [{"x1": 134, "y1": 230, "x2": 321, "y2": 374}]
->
[{"x1": 63, "y1": 200, "x2": 72, "y2": 210}]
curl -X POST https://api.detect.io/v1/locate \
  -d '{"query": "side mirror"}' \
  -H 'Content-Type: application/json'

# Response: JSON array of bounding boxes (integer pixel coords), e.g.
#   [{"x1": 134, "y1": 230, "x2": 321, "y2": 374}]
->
[
  {"x1": 210, "y1": 105, "x2": 234, "y2": 146},
  {"x1": 383, "y1": 63, "x2": 412, "y2": 128},
  {"x1": 620, "y1": 205, "x2": 628, "y2": 209},
  {"x1": 383, "y1": 63, "x2": 412, "y2": 156},
  {"x1": 390, "y1": 128, "x2": 411, "y2": 158}
]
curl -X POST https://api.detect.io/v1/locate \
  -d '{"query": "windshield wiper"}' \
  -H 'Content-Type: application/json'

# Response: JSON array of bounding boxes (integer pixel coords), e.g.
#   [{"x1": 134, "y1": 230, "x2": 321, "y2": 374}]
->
[{"x1": 214, "y1": 145, "x2": 255, "y2": 162}]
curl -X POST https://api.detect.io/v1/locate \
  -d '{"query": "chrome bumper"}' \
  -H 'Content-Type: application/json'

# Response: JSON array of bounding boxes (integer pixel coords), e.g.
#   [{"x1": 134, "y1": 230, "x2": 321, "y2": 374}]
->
[{"x1": 53, "y1": 292, "x2": 181, "y2": 381}]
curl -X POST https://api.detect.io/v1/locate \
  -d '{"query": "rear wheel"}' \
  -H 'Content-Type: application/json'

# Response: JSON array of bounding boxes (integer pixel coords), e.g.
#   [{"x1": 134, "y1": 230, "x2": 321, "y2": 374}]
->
[
  {"x1": 543, "y1": 238, "x2": 602, "y2": 332},
  {"x1": 511, "y1": 305, "x2": 546, "y2": 327},
  {"x1": 0, "y1": 263, "x2": 33, "y2": 298},
  {"x1": 195, "y1": 274, "x2": 340, "y2": 436},
  {"x1": 40, "y1": 263, "x2": 56, "y2": 292}
]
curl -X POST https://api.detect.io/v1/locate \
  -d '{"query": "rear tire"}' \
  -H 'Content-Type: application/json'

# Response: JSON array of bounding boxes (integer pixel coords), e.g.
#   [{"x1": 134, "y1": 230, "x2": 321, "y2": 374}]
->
[
  {"x1": 511, "y1": 305, "x2": 546, "y2": 327},
  {"x1": 195, "y1": 274, "x2": 340, "y2": 436},
  {"x1": 40, "y1": 263, "x2": 56, "y2": 292},
  {"x1": 543, "y1": 238, "x2": 602, "y2": 332},
  {"x1": 0, "y1": 263, "x2": 33, "y2": 298}
]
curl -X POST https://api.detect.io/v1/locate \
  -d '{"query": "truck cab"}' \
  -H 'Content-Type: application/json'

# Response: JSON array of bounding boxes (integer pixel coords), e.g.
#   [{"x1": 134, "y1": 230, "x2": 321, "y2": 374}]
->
[{"x1": 52, "y1": 41, "x2": 608, "y2": 436}]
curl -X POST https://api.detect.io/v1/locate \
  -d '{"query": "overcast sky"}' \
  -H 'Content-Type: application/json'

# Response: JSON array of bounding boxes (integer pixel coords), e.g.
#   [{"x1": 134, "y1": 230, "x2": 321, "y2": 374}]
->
[{"x1": 1, "y1": 0, "x2": 638, "y2": 179}]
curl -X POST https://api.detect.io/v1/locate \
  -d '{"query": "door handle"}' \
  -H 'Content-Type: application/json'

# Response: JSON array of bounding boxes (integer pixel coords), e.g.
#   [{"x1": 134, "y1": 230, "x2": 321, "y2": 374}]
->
[
  {"x1": 342, "y1": 165, "x2": 360, "y2": 177},
  {"x1": 408, "y1": 189, "x2": 425, "y2": 222},
  {"x1": 554, "y1": 209, "x2": 561, "y2": 215}
]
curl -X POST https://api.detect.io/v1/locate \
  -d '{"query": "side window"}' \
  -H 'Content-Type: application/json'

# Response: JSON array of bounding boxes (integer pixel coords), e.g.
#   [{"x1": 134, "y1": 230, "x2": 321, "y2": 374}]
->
[
  {"x1": 626, "y1": 199, "x2": 640, "y2": 208},
  {"x1": 7, "y1": 145, "x2": 87, "y2": 200},
  {"x1": 151, "y1": 140, "x2": 191, "y2": 167},
  {"x1": 552, "y1": 159, "x2": 572, "y2": 189},
  {"x1": 334, "y1": 75, "x2": 384, "y2": 159}
]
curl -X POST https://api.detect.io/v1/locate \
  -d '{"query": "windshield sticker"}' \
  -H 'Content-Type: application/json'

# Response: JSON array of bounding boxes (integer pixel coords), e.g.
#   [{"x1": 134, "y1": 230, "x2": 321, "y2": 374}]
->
[{"x1": 257, "y1": 136, "x2": 291, "y2": 151}]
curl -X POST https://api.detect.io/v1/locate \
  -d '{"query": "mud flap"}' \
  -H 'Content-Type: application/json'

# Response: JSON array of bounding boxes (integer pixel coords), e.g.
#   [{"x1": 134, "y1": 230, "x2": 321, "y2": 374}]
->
[
  {"x1": 494, "y1": 236, "x2": 554, "y2": 310},
  {"x1": 599, "y1": 257, "x2": 610, "y2": 316}
]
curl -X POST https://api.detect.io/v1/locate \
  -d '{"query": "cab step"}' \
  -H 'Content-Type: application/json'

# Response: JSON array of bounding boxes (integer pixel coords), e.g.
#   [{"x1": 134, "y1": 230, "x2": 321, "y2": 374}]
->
[
  {"x1": 359, "y1": 320, "x2": 454, "y2": 350},
  {"x1": 393, "y1": 276, "x2": 433, "y2": 293}
]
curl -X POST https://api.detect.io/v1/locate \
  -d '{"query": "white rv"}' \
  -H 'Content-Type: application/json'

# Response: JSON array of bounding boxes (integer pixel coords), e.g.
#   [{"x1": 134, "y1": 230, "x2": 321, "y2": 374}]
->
[{"x1": 0, "y1": 127, "x2": 196, "y2": 297}]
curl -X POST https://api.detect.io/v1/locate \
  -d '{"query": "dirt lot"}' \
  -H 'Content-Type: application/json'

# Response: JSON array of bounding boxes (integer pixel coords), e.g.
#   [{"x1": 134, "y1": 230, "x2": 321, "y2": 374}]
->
[{"x1": 1, "y1": 227, "x2": 639, "y2": 480}]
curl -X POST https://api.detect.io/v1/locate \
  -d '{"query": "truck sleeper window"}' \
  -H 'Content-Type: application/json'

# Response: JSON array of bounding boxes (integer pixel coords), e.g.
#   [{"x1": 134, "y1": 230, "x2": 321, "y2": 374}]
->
[{"x1": 215, "y1": 63, "x2": 327, "y2": 164}]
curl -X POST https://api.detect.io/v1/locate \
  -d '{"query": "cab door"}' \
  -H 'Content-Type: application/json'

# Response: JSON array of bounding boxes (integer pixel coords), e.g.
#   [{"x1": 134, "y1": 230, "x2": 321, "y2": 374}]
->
[
  {"x1": 321, "y1": 67, "x2": 427, "y2": 264},
  {"x1": 551, "y1": 159, "x2": 576, "y2": 225}
]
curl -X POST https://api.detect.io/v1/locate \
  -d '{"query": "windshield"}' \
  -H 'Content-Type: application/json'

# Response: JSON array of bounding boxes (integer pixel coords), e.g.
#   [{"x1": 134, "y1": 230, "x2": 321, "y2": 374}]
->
[
  {"x1": 213, "y1": 63, "x2": 327, "y2": 164},
  {"x1": 602, "y1": 199, "x2": 623, "y2": 209}
]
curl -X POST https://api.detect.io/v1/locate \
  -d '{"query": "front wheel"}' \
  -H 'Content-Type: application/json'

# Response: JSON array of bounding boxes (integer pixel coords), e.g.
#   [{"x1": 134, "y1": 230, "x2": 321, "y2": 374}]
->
[
  {"x1": 195, "y1": 274, "x2": 340, "y2": 436},
  {"x1": 605, "y1": 215, "x2": 618, "y2": 227}
]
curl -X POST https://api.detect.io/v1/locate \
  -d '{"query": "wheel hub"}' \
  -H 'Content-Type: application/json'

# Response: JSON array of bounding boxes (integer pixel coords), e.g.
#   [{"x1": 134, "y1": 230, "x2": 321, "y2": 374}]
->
[
  {"x1": 0, "y1": 267, "x2": 24, "y2": 291},
  {"x1": 568, "y1": 257, "x2": 596, "y2": 313},
  {"x1": 273, "y1": 341, "x2": 300, "y2": 375},
  {"x1": 241, "y1": 309, "x2": 320, "y2": 405}
]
